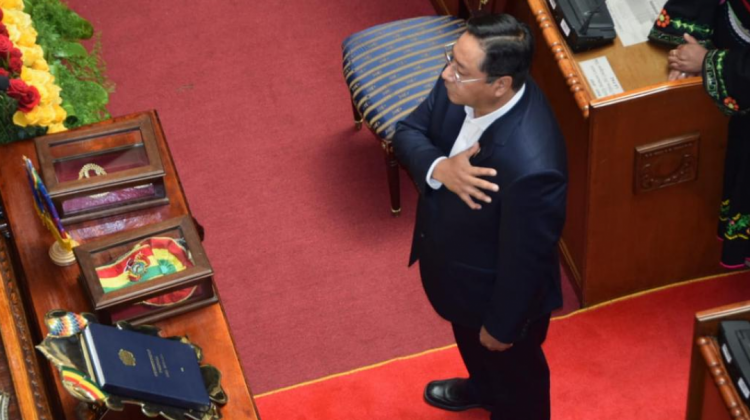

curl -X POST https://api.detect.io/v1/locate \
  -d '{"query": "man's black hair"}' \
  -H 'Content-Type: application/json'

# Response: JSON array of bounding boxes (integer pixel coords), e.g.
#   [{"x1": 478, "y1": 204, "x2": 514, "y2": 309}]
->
[{"x1": 466, "y1": 14, "x2": 534, "y2": 90}]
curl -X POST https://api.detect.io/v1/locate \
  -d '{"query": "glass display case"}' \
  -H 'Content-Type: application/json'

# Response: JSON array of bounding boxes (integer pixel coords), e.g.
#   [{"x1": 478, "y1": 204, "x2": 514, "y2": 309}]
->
[
  {"x1": 34, "y1": 112, "x2": 169, "y2": 224},
  {"x1": 74, "y1": 216, "x2": 217, "y2": 325}
]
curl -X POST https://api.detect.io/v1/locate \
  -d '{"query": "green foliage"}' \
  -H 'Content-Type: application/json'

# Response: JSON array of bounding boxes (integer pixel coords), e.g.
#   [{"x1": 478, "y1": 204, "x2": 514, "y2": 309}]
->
[
  {"x1": 0, "y1": 94, "x2": 46, "y2": 144},
  {"x1": 23, "y1": 0, "x2": 113, "y2": 128},
  {"x1": 0, "y1": 95, "x2": 18, "y2": 144},
  {"x1": 23, "y1": 0, "x2": 92, "y2": 39}
]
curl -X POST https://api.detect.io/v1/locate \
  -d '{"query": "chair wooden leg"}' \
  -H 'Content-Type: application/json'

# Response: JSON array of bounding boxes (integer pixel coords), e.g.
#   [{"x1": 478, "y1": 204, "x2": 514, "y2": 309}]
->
[
  {"x1": 351, "y1": 99, "x2": 363, "y2": 130},
  {"x1": 382, "y1": 140, "x2": 401, "y2": 216}
]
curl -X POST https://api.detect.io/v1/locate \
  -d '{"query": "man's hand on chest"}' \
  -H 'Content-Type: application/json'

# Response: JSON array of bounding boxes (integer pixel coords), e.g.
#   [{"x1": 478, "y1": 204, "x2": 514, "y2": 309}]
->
[{"x1": 432, "y1": 143, "x2": 499, "y2": 210}]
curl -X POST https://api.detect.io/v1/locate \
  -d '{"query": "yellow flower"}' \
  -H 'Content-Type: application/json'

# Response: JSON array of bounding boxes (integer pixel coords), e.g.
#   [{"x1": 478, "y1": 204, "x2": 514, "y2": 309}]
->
[
  {"x1": 33, "y1": 83, "x2": 49, "y2": 104},
  {"x1": 3, "y1": 5, "x2": 68, "y2": 135},
  {"x1": 5, "y1": 24, "x2": 20, "y2": 44},
  {"x1": 12, "y1": 111, "x2": 28, "y2": 127},
  {"x1": 46, "y1": 84, "x2": 62, "y2": 105},
  {"x1": 50, "y1": 89, "x2": 62, "y2": 107},
  {"x1": 21, "y1": 66, "x2": 53, "y2": 87},
  {"x1": 38, "y1": 106, "x2": 56, "y2": 126},
  {"x1": 19, "y1": 107, "x2": 42, "y2": 125},
  {"x1": 4, "y1": 10, "x2": 31, "y2": 31},
  {"x1": 53, "y1": 104, "x2": 67, "y2": 121},
  {"x1": 19, "y1": 45, "x2": 43, "y2": 67},
  {"x1": 47, "y1": 123, "x2": 67, "y2": 134},
  {"x1": 20, "y1": 67, "x2": 62, "y2": 108},
  {"x1": 14, "y1": 111, "x2": 67, "y2": 133},
  {"x1": 0, "y1": 0, "x2": 24, "y2": 11},
  {"x1": 31, "y1": 58, "x2": 49, "y2": 72},
  {"x1": 17, "y1": 26, "x2": 37, "y2": 47}
]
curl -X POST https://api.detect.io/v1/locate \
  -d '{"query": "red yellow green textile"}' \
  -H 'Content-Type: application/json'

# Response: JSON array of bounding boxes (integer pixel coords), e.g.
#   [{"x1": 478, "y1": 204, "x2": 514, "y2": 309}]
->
[{"x1": 96, "y1": 237, "x2": 193, "y2": 294}]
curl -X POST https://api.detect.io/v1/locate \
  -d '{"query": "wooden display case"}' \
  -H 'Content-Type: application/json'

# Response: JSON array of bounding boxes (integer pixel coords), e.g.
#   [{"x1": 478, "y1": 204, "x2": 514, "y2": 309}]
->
[
  {"x1": 75, "y1": 216, "x2": 217, "y2": 325},
  {"x1": 34, "y1": 111, "x2": 169, "y2": 225}
]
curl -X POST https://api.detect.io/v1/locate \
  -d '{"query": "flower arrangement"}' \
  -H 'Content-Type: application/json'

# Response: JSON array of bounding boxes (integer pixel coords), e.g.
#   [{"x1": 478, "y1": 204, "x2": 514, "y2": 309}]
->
[{"x1": 0, "y1": 0, "x2": 112, "y2": 144}]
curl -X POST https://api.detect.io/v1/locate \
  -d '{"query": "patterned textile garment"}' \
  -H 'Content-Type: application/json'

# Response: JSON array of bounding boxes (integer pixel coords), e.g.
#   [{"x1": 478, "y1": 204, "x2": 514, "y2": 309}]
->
[{"x1": 650, "y1": 0, "x2": 750, "y2": 268}]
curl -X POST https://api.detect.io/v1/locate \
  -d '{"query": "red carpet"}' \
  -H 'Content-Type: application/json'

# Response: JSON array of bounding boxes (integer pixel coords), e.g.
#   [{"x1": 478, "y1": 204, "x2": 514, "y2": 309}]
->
[
  {"x1": 57, "y1": 0, "x2": 583, "y2": 395},
  {"x1": 255, "y1": 272, "x2": 750, "y2": 419}
]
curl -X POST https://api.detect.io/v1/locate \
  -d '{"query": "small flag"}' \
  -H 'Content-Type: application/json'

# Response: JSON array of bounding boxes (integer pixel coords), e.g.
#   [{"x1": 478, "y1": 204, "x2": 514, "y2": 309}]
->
[{"x1": 23, "y1": 156, "x2": 77, "y2": 252}]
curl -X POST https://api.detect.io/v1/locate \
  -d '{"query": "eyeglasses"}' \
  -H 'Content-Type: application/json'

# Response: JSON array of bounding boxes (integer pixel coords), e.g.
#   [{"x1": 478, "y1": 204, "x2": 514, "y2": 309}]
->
[{"x1": 444, "y1": 42, "x2": 485, "y2": 84}]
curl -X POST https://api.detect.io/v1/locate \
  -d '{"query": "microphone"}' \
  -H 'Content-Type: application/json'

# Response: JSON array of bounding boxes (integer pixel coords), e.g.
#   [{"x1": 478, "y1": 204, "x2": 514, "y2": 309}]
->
[{"x1": 580, "y1": 0, "x2": 608, "y2": 35}]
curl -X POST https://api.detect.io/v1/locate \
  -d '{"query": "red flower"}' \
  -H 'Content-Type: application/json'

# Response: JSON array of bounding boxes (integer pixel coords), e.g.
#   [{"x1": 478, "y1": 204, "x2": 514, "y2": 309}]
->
[
  {"x1": 8, "y1": 55, "x2": 22, "y2": 74},
  {"x1": 656, "y1": 9, "x2": 670, "y2": 28},
  {"x1": 6, "y1": 79, "x2": 40, "y2": 112},
  {"x1": 0, "y1": 36, "x2": 12, "y2": 57},
  {"x1": 724, "y1": 96, "x2": 739, "y2": 111},
  {"x1": 0, "y1": 68, "x2": 8, "y2": 77},
  {"x1": 0, "y1": 37, "x2": 22, "y2": 74},
  {"x1": 0, "y1": 24, "x2": 8, "y2": 39}
]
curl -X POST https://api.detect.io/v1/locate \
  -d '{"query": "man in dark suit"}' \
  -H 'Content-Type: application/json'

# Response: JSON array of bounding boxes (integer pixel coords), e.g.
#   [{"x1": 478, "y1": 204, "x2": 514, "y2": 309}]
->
[{"x1": 392, "y1": 14, "x2": 567, "y2": 420}]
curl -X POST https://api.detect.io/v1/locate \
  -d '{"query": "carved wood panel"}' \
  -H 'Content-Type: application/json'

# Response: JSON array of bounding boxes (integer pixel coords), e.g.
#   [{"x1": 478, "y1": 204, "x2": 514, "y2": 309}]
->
[
  {"x1": 0, "y1": 332, "x2": 21, "y2": 420},
  {"x1": 634, "y1": 133, "x2": 700, "y2": 194},
  {"x1": 0, "y1": 206, "x2": 53, "y2": 420},
  {"x1": 697, "y1": 337, "x2": 750, "y2": 419}
]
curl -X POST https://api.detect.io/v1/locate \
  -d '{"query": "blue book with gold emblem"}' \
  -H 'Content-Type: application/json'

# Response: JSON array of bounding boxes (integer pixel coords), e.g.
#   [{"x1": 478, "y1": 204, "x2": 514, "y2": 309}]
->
[{"x1": 82, "y1": 323, "x2": 210, "y2": 411}]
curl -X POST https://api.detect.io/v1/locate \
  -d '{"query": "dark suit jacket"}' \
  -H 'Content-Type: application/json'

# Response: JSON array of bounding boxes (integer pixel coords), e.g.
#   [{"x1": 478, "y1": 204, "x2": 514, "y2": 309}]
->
[{"x1": 393, "y1": 77, "x2": 567, "y2": 344}]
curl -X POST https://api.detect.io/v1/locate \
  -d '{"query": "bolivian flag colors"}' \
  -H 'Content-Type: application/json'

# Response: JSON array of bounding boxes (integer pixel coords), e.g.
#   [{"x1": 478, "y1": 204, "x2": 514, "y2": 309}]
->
[
  {"x1": 96, "y1": 237, "x2": 193, "y2": 293},
  {"x1": 61, "y1": 367, "x2": 106, "y2": 403}
]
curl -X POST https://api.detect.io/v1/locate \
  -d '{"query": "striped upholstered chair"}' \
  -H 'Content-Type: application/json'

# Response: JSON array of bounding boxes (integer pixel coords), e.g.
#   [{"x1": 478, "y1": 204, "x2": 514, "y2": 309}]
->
[{"x1": 342, "y1": 16, "x2": 465, "y2": 215}]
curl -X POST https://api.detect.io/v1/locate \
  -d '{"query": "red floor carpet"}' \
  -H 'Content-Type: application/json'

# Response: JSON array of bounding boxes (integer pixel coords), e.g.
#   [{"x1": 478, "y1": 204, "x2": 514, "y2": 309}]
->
[
  {"x1": 255, "y1": 272, "x2": 750, "y2": 419},
  {"x1": 58, "y1": 0, "x2": 584, "y2": 395}
]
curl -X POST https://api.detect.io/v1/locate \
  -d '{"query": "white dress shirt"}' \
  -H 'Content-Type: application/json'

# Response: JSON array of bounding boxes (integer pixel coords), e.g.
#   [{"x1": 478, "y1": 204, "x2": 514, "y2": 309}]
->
[{"x1": 426, "y1": 84, "x2": 526, "y2": 190}]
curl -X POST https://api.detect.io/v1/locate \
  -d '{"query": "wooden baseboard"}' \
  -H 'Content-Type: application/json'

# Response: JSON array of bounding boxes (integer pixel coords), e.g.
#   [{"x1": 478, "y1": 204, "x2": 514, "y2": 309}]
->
[{"x1": 559, "y1": 239, "x2": 583, "y2": 305}]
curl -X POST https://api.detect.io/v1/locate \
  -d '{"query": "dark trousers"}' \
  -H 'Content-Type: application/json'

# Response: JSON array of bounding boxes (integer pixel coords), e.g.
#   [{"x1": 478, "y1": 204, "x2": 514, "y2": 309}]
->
[{"x1": 452, "y1": 314, "x2": 551, "y2": 420}]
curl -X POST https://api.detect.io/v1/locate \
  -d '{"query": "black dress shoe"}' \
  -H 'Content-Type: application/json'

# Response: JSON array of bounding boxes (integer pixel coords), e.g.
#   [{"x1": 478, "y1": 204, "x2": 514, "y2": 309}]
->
[{"x1": 423, "y1": 378, "x2": 492, "y2": 411}]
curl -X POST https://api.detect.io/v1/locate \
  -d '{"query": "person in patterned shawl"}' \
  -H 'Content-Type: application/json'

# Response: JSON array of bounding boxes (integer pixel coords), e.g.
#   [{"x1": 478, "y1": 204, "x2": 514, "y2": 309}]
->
[{"x1": 650, "y1": 0, "x2": 750, "y2": 268}]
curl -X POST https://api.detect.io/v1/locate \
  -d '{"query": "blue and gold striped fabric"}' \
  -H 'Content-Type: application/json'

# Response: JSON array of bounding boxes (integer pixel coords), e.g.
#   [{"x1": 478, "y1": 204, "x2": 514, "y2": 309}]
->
[{"x1": 342, "y1": 16, "x2": 465, "y2": 140}]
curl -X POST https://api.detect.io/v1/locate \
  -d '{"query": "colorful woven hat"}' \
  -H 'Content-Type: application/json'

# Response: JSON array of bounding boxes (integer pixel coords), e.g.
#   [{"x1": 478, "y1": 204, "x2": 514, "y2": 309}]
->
[{"x1": 45, "y1": 311, "x2": 88, "y2": 337}]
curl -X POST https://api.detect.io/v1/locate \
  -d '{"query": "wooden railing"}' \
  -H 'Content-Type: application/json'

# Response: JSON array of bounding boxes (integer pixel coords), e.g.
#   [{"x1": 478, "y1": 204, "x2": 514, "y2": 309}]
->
[{"x1": 527, "y1": 0, "x2": 592, "y2": 117}]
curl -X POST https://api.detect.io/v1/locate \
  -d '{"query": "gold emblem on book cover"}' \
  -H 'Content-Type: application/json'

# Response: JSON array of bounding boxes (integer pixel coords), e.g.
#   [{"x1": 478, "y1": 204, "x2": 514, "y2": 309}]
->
[{"x1": 118, "y1": 349, "x2": 136, "y2": 367}]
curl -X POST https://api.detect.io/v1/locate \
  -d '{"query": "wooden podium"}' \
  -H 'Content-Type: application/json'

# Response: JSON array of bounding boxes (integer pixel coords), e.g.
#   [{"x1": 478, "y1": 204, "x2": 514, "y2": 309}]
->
[
  {"x1": 507, "y1": 0, "x2": 731, "y2": 306},
  {"x1": 687, "y1": 302, "x2": 750, "y2": 420}
]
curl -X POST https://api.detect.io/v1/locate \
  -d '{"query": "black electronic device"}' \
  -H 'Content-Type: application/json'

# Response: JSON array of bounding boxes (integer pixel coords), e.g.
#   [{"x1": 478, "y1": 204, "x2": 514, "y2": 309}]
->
[
  {"x1": 546, "y1": 0, "x2": 616, "y2": 52},
  {"x1": 719, "y1": 320, "x2": 750, "y2": 406}
]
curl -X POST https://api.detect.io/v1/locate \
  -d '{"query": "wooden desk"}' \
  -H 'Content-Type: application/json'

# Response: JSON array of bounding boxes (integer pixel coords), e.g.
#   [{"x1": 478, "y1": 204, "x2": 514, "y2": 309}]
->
[
  {"x1": 687, "y1": 302, "x2": 750, "y2": 420},
  {"x1": 508, "y1": 0, "x2": 730, "y2": 306},
  {"x1": 0, "y1": 113, "x2": 260, "y2": 420}
]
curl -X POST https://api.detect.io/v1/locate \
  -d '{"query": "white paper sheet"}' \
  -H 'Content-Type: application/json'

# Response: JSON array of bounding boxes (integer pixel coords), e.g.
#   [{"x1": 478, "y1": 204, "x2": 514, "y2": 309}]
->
[
  {"x1": 607, "y1": 0, "x2": 668, "y2": 47},
  {"x1": 579, "y1": 56, "x2": 624, "y2": 98}
]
